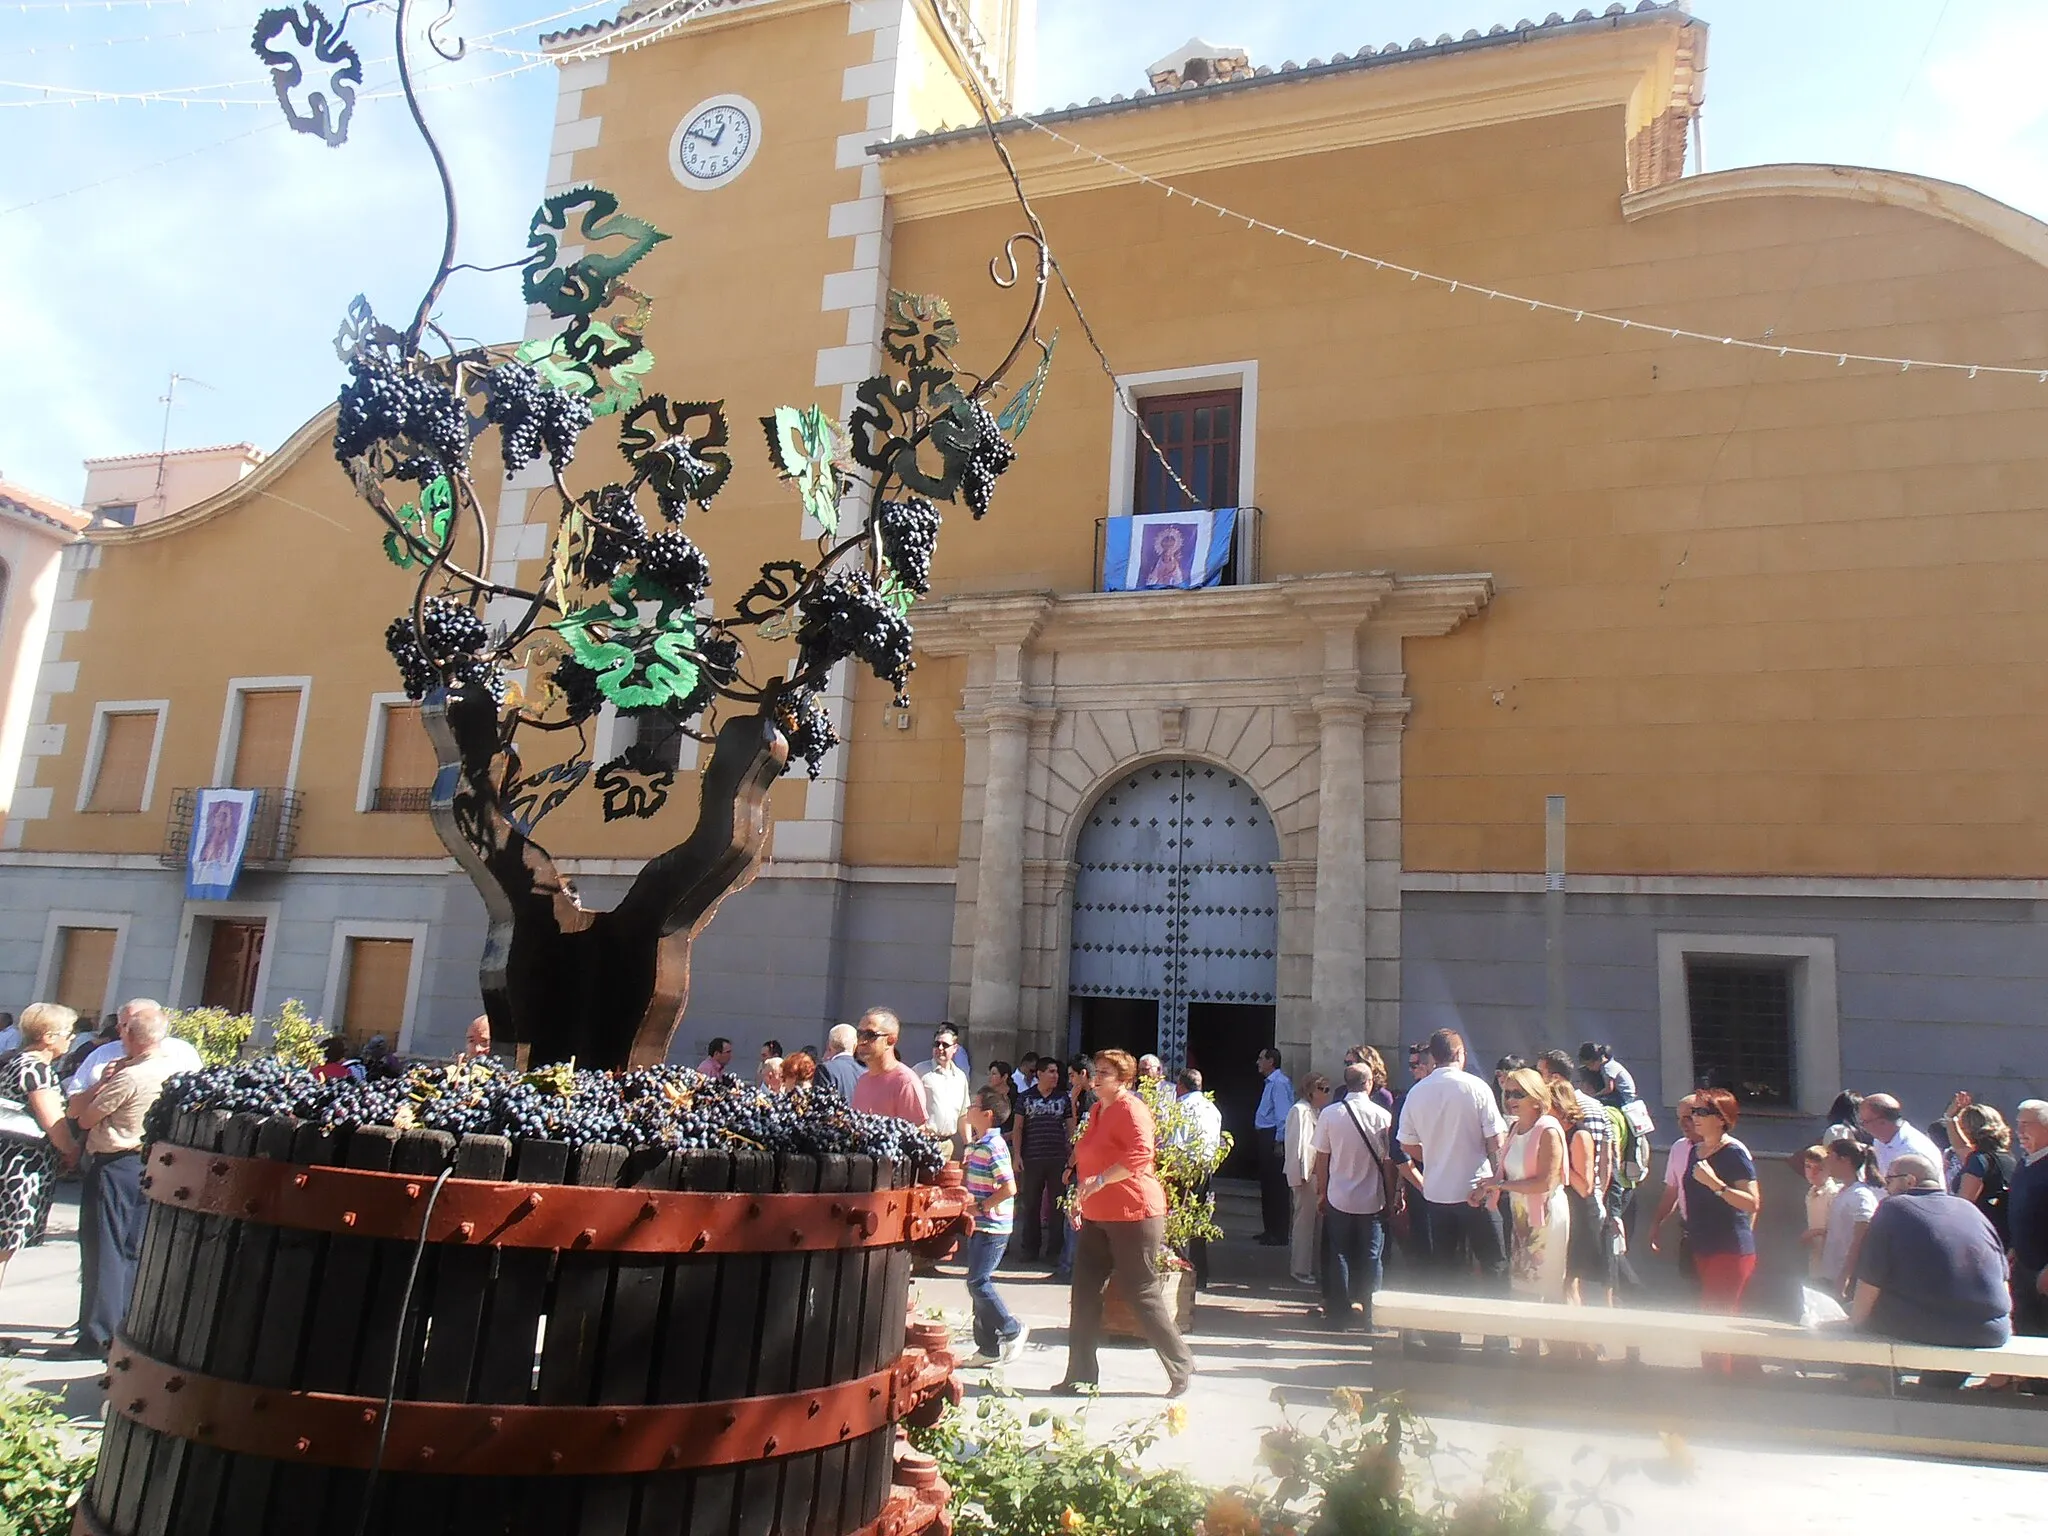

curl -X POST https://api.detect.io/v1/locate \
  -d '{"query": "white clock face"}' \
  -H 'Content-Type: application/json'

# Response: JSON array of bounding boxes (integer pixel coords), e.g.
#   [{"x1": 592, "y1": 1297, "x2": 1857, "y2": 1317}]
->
[{"x1": 670, "y1": 95, "x2": 760, "y2": 190}]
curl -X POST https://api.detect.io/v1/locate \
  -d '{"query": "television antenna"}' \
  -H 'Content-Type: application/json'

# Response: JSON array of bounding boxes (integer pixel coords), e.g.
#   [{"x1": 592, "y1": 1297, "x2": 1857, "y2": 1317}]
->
[{"x1": 150, "y1": 372, "x2": 216, "y2": 520}]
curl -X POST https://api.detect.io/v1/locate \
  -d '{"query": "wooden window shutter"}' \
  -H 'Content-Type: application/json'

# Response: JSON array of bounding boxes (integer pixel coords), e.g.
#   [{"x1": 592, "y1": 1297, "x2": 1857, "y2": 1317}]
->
[
  {"x1": 85, "y1": 712, "x2": 157, "y2": 813},
  {"x1": 231, "y1": 690, "x2": 301, "y2": 787},
  {"x1": 341, "y1": 938, "x2": 413, "y2": 1049},
  {"x1": 54, "y1": 927, "x2": 118, "y2": 1020},
  {"x1": 377, "y1": 705, "x2": 439, "y2": 791}
]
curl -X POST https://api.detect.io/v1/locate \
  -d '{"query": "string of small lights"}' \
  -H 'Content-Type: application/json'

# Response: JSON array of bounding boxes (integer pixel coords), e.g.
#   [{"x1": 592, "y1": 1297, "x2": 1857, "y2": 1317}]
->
[{"x1": 1011, "y1": 114, "x2": 2048, "y2": 383}]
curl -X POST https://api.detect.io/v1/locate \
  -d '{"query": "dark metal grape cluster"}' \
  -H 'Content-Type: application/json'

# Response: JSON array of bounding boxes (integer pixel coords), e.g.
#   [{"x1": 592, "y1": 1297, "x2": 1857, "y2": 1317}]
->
[
  {"x1": 148, "y1": 1057, "x2": 947, "y2": 1177},
  {"x1": 640, "y1": 529, "x2": 711, "y2": 605},
  {"x1": 959, "y1": 400, "x2": 1017, "y2": 519},
  {"x1": 798, "y1": 571, "x2": 915, "y2": 703},
  {"x1": 582, "y1": 493, "x2": 647, "y2": 582},
  {"x1": 335, "y1": 354, "x2": 474, "y2": 482},
  {"x1": 385, "y1": 596, "x2": 497, "y2": 703},
  {"x1": 878, "y1": 498, "x2": 942, "y2": 595},
  {"x1": 482, "y1": 360, "x2": 595, "y2": 474},
  {"x1": 779, "y1": 689, "x2": 840, "y2": 778}
]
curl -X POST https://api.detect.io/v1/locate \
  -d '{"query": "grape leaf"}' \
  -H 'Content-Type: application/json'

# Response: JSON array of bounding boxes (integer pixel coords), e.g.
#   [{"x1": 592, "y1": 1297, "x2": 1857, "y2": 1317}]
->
[
  {"x1": 762, "y1": 405, "x2": 847, "y2": 532},
  {"x1": 381, "y1": 475, "x2": 454, "y2": 567},
  {"x1": 876, "y1": 567, "x2": 916, "y2": 618},
  {"x1": 522, "y1": 187, "x2": 670, "y2": 321},
  {"x1": 996, "y1": 330, "x2": 1057, "y2": 438}
]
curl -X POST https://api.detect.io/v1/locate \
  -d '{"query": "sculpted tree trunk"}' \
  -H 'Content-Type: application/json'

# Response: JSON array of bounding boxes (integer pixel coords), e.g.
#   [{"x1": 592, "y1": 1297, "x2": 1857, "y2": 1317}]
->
[{"x1": 426, "y1": 689, "x2": 787, "y2": 1069}]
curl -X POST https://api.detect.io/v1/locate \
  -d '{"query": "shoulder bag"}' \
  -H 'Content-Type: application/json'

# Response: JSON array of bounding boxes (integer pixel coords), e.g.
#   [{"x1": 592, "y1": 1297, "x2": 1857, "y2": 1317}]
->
[{"x1": 1341, "y1": 1098, "x2": 1407, "y2": 1238}]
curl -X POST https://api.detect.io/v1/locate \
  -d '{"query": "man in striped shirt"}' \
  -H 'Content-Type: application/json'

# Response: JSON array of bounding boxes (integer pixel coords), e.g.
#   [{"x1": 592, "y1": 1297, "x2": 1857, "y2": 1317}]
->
[{"x1": 960, "y1": 1086, "x2": 1028, "y2": 1367}]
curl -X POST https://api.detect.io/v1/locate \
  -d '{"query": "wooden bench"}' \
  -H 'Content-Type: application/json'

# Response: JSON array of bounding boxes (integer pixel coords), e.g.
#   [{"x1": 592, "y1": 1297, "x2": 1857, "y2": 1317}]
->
[{"x1": 1367, "y1": 1290, "x2": 2048, "y2": 1466}]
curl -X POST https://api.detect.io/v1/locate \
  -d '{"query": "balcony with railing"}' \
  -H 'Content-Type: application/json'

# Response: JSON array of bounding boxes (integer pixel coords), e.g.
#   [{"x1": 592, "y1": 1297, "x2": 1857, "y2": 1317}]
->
[
  {"x1": 367, "y1": 786, "x2": 434, "y2": 814},
  {"x1": 159, "y1": 787, "x2": 304, "y2": 871}
]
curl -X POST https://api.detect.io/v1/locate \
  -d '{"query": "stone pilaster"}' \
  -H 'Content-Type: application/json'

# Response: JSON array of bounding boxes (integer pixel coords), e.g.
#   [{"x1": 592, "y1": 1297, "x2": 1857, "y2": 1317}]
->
[
  {"x1": 966, "y1": 700, "x2": 1034, "y2": 1063},
  {"x1": 1309, "y1": 694, "x2": 1369, "y2": 1075}
]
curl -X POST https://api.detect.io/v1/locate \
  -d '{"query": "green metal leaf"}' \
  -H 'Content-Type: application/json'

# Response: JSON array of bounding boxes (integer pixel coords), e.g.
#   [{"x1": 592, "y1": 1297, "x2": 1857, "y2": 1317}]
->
[
  {"x1": 995, "y1": 330, "x2": 1057, "y2": 438},
  {"x1": 515, "y1": 322, "x2": 655, "y2": 418},
  {"x1": 547, "y1": 574, "x2": 700, "y2": 712},
  {"x1": 381, "y1": 475, "x2": 454, "y2": 568},
  {"x1": 876, "y1": 567, "x2": 916, "y2": 618},
  {"x1": 521, "y1": 187, "x2": 669, "y2": 321},
  {"x1": 761, "y1": 404, "x2": 846, "y2": 532}
]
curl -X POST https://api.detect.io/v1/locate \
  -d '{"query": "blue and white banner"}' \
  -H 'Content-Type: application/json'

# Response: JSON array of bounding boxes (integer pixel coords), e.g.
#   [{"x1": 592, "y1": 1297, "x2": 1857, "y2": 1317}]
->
[
  {"x1": 186, "y1": 787, "x2": 258, "y2": 900},
  {"x1": 1101, "y1": 508, "x2": 1237, "y2": 593}
]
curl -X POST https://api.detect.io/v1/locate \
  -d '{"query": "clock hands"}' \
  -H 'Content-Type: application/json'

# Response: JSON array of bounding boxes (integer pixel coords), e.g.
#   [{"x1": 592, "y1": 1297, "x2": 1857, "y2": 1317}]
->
[{"x1": 686, "y1": 118, "x2": 728, "y2": 148}]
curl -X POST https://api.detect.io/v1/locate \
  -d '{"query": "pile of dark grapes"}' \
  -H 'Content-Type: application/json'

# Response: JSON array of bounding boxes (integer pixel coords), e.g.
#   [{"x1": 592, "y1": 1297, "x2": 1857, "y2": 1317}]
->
[
  {"x1": 385, "y1": 598, "x2": 500, "y2": 704},
  {"x1": 798, "y1": 572, "x2": 914, "y2": 701},
  {"x1": 482, "y1": 361, "x2": 594, "y2": 474},
  {"x1": 640, "y1": 530, "x2": 710, "y2": 604},
  {"x1": 958, "y1": 400, "x2": 1016, "y2": 519},
  {"x1": 334, "y1": 355, "x2": 473, "y2": 480},
  {"x1": 147, "y1": 1057, "x2": 946, "y2": 1178},
  {"x1": 878, "y1": 498, "x2": 942, "y2": 595}
]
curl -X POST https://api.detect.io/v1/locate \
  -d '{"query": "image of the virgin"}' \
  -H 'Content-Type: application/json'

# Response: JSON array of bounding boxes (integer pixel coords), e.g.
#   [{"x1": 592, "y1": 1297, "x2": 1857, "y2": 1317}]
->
[
  {"x1": 195, "y1": 799, "x2": 245, "y2": 875},
  {"x1": 1139, "y1": 521, "x2": 1195, "y2": 587}
]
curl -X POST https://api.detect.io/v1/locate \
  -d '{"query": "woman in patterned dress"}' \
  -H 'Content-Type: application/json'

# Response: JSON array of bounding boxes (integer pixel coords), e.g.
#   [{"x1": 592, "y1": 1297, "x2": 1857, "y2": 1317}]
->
[{"x1": 0, "y1": 1003, "x2": 80, "y2": 1291}]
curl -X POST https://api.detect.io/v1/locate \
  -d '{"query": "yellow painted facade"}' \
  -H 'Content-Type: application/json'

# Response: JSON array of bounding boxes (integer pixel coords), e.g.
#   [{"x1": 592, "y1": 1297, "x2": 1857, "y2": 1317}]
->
[{"x1": 21, "y1": 3, "x2": 2048, "y2": 883}]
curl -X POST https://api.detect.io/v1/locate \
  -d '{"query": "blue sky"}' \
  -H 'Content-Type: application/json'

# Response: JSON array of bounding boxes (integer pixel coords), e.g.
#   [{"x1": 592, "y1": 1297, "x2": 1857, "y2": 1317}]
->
[{"x1": 1, "y1": 0, "x2": 2044, "y2": 502}]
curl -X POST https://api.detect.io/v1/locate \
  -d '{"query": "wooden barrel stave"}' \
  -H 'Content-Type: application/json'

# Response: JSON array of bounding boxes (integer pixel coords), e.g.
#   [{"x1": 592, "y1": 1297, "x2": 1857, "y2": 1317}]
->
[{"x1": 89, "y1": 1124, "x2": 943, "y2": 1536}]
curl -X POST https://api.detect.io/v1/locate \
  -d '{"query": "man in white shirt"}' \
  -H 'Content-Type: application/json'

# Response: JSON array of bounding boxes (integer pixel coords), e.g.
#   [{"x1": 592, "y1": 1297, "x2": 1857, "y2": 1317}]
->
[
  {"x1": 1396, "y1": 1029, "x2": 1509, "y2": 1309},
  {"x1": 65, "y1": 1027, "x2": 202, "y2": 1098},
  {"x1": 1858, "y1": 1094, "x2": 1944, "y2": 1176},
  {"x1": 1175, "y1": 1069, "x2": 1224, "y2": 1289},
  {"x1": 914, "y1": 1024, "x2": 973, "y2": 1157},
  {"x1": 1313, "y1": 1063, "x2": 1392, "y2": 1330}
]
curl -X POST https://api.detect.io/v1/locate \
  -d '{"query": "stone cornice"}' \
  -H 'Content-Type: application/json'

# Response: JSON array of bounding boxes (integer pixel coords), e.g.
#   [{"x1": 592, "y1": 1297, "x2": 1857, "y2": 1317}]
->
[
  {"x1": 1623, "y1": 164, "x2": 2048, "y2": 274},
  {"x1": 878, "y1": 17, "x2": 1695, "y2": 221},
  {"x1": 916, "y1": 573, "x2": 1491, "y2": 661}
]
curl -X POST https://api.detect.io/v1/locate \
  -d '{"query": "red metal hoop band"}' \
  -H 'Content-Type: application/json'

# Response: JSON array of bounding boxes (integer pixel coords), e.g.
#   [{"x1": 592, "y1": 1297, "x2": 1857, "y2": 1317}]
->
[
  {"x1": 103, "y1": 1338, "x2": 958, "y2": 1476},
  {"x1": 139, "y1": 1143, "x2": 969, "y2": 1253}
]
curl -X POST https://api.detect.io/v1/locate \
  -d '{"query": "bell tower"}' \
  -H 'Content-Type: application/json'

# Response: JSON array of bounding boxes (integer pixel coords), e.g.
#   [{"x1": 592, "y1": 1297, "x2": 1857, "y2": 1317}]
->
[{"x1": 511, "y1": 0, "x2": 1036, "y2": 881}]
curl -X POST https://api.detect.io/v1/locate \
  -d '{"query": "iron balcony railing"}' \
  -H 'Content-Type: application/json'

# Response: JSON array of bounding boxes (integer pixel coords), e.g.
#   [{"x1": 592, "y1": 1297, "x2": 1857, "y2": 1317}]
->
[
  {"x1": 1091, "y1": 505, "x2": 1262, "y2": 593},
  {"x1": 367, "y1": 786, "x2": 434, "y2": 814},
  {"x1": 159, "y1": 787, "x2": 304, "y2": 871}
]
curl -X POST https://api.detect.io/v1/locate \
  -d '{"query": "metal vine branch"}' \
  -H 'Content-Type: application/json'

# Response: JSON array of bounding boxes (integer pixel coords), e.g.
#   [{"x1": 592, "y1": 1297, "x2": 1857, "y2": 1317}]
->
[{"x1": 251, "y1": 0, "x2": 1054, "y2": 1067}]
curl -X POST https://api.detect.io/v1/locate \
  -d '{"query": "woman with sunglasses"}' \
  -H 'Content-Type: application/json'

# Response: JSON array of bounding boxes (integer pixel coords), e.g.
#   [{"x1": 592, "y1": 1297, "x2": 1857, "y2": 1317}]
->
[
  {"x1": 1484, "y1": 1068, "x2": 1570, "y2": 1316},
  {"x1": 1684, "y1": 1088, "x2": 1762, "y2": 1370},
  {"x1": 1054, "y1": 1049, "x2": 1196, "y2": 1398}
]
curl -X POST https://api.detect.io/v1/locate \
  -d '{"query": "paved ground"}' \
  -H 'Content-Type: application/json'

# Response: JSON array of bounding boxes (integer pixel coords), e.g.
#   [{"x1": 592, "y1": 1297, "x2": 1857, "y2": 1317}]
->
[
  {"x1": 917, "y1": 1244, "x2": 2048, "y2": 1536},
  {"x1": 5, "y1": 1188, "x2": 2043, "y2": 1532}
]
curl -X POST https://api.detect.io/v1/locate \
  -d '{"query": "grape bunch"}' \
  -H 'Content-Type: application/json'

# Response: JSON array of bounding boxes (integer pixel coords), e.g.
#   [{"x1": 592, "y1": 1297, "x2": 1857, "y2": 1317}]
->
[
  {"x1": 334, "y1": 355, "x2": 473, "y2": 480},
  {"x1": 639, "y1": 530, "x2": 711, "y2": 604},
  {"x1": 582, "y1": 491, "x2": 647, "y2": 582},
  {"x1": 552, "y1": 656, "x2": 605, "y2": 723},
  {"x1": 878, "y1": 498, "x2": 942, "y2": 595},
  {"x1": 482, "y1": 361, "x2": 595, "y2": 474},
  {"x1": 958, "y1": 399, "x2": 1016, "y2": 519},
  {"x1": 798, "y1": 571, "x2": 914, "y2": 701},
  {"x1": 384, "y1": 598, "x2": 494, "y2": 702},
  {"x1": 148, "y1": 1056, "x2": 946, "y2": 1179},
  {"x1": 779, "y1": 687, "x2": 840, "y2": 779}
]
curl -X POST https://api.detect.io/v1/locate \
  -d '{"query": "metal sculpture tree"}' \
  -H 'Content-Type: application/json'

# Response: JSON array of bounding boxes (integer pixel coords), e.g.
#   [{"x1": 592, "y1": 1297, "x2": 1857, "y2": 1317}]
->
[{"x1": 253, "y1": 0, "x2": 1052, "y2": 1068}]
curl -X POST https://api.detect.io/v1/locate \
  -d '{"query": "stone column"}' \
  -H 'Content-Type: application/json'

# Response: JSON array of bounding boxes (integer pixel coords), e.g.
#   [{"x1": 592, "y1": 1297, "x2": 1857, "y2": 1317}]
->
[
  {"x1": 1309, "y1": 694, "x2": 1369, "y2": 1074},
  {"x1": 967, "y1": 700, "x2": 1034, "y2": 1064},
  {"x1": 1361, "y1": 699, "x2": 1411, "y2": 1051}
]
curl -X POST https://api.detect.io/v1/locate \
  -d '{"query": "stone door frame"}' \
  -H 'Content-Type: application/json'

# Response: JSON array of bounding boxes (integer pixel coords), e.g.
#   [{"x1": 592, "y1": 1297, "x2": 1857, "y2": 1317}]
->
[{"x1": 914, "y1": 571, "x2": 1491, "y2": 1076}]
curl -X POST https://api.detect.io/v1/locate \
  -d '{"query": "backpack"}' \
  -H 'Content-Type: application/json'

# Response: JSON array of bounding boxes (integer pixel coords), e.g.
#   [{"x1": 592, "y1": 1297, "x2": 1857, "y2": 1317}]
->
[{"x1": 1609, "y1": 1105, "x2": 1650, "y2": 1189}]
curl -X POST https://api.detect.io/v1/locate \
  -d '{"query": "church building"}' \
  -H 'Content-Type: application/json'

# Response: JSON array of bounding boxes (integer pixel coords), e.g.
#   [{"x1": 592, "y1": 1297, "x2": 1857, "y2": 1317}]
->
[{"x1": 5, "y1": 0, "x2": 2046, "y2": 1139}]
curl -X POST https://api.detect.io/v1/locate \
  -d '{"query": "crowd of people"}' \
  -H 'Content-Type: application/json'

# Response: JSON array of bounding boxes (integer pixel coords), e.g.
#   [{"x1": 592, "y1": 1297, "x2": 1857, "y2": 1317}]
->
[{"x1": 4, "y1": 993, "x2": 2043, "y2": 1399}]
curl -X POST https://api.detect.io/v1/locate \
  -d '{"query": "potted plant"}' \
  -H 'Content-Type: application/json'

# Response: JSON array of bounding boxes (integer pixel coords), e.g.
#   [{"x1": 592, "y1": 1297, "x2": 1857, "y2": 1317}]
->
[{"x1": 1103, "y1": 1076, "x2": 1232, "y2": 1335}]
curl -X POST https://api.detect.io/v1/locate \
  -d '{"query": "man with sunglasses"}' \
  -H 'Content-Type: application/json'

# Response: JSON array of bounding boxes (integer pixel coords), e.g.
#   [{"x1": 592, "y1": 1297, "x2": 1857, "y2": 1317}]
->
[
  {"x1": 1847, "y1": 1154, "x2": 2010, "y2": 1384},
  {"x1": 851, "y1": 1008, "x2": 929, "y2": 1125}
]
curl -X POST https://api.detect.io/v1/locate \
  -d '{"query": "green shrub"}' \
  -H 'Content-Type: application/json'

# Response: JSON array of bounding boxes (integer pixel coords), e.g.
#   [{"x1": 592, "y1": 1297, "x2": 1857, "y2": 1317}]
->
[
  {"x1": 165, "y1": 997, "x2": 326, "y2": 1071},
  {"x1": 912, "y1": 1395, "x2": 1208, "y2": 1536},
  {"x1": 265, "y1": 998, "x2": 324, "y2": 1070},
  {"x1": 0, "y1": 1384, "x2": 95, "y2": 1536},
  {"x1": 167, "y1": 1006, "x2": 255, "y2": 1067}
]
